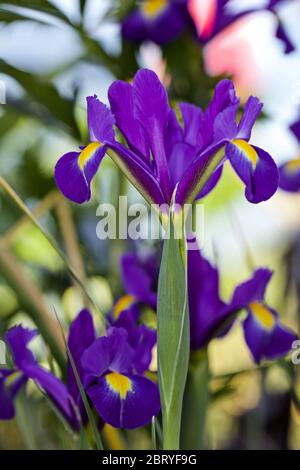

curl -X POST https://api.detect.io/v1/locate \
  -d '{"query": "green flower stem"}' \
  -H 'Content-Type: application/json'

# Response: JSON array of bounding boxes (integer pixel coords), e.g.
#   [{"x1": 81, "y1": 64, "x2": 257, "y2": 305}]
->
[
  {"x1": 181, "y1": 351, "x2": 210, "y2": 449},
  {"x1": 157, "y1": 218, "x2": 190, "y2": 450}
]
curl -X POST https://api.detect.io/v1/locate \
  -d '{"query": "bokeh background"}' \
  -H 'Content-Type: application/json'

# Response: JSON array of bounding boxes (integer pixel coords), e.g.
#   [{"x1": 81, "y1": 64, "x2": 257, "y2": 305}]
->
[{"x1": 1, "y1": 0, "x2": 300, "y2": 450}]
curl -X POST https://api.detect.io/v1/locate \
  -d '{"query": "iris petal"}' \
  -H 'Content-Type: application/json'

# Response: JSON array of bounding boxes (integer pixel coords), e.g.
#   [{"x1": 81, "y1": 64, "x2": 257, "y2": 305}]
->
[
  {"x1": 87, "y1": 374, "x2": 160, "y2": 429},
  {"x1": 237, "y1": 96, "x2": 263, "y2": 141},
  {"x1": 55, "y1": 145, "x2": 106, "y2": 204},
  {"x1": 5, "y1": 326, "x2": 80, "y2": 430},
  {"x1": 229, "y1": 268, "x2": 273, "y2": 309},
  {"x1": 121, "y1": 253, "x2": 157, "y2": 308},
  {"x1": 243, "y1": 304, "x2": 297, "y2": 363},
  {"x1": 108, "y1": 80, "x2": 149, "y2": 160},
  {"x1": 0, "y1": 369, "x2": 27, "y2": 420},
  {"x1": 81, "y1": 327, "x2": 134, "y2": 382},
  {"x1": 133, "y1": 69, "x2": 171, "y2": 200},
  {"x1": 67, "y1": 310, "x2": 96, "y2": 416},
  {"x1": 188, "y1": 245, "x2": 227, "y2": 350},
  {"x1": 279, "y1": 159, "x2": 300, "y2": 192},
  {"x1": 226, "y1": 141, "x2": 279, "y2": 203},
  {"x1": 121, "y1": 2, "x2": 187, "y2": 45},
  {"x1": 87, "y1": 95, "x2": 115, "y2": 143}
]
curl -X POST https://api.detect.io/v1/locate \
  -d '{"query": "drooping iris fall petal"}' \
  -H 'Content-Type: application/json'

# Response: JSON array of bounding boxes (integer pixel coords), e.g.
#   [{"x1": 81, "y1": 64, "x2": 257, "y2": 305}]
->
[
  {"x1": 5, "y1": 326, "x2": 80, "y2": 430},
  {"x1": 279, "y1": 159, "x2": 300, "y2": 192},
  {"x1": 87, "y1": 372, "x2": 160, "y2": 429},
  {"x1": 243, "y1": 303, "x2": 297, "y2": 363},
  {"x1": 81, "y1": 327, "x2": 160, "y2": 429},
  {"x1": 225, "y1": 141, "x2": 279, "y2": 203}
]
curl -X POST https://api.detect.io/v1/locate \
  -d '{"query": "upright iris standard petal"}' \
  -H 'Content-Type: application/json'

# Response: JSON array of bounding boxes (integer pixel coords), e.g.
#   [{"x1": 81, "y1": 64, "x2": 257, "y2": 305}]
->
[
  {"x1": 5, "y1": 326, "x2": 37, "y2": 367},
  {"x1": 111, "y1": 306, "x2": 157, "y2": 374},
  {"x1": 229, "y1": 268, "x2": 273, "y2": 309},
  {"x1": 173, "y1": 79, "x2": 240, "y2": 205},
  {"x1": 243, "y1": 303, "x2": 297, "y2": 363},
  {"x1": 86, "y1": 95, "x2": 115, "y2": 143},
  {"x1": 279, "y1": 159, "x2": 300, "y2": 192},
  {"x1": 81, "y1": 328, "x2": 134, "y2": 383},
  {"x1": 108, "y1": 80, "x2": 149, "y2": 160},
  {"x1": 67, "y1": 309, "x2": 96, "y2": 415},
  {"x1": 133, "y1": 69, "x2": 171, "y2": 200},
  {"x1": 179, "y1": 102, "x2": 204, "y2": 151},
  {"x1": 120, "y1": 252, "x2": 157, "y2": 308},
  {"x1": 87, "y1": 373, "x2": 160, "y2": 429},
  {"x1": 237, "y1": 96, "x2": 263, "y2": 141},
  {"x1": 225, "y1": 141, "x2": 279, "y2": 203},
  {"x1": 5, "y1": 326, "x2": 80, "y2": 430},
  {"x1": 207, "y1": 79, "x2": 239, "y2": 123}
]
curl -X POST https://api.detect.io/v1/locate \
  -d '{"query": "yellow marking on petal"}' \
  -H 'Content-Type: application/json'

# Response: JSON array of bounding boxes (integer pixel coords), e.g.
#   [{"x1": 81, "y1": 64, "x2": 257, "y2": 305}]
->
[
  {"x1": 78, "y1": 142, "x2": 101, "y2": 170},
  {"x1": 106, "y1": 372, "x2": 132, "y2": 399},
  {"x1": 232, "y1": 139, "x2": 259, "y2": 167},
  {"x1": 285, "y1": 158, "x2": 300, "y2": 173},
  {"x1": 5, "y1": 371, "x2": 22, "y2": 387},
  {"x1": 149, "y1": 344, "x2": 157, "y2": 372},
  {"x1": 141, "y1": 0, "x2": 168, "y2": 18},
  {"x1": 249, "y1": 302, "x2": 275, "y2": 330},
  {"x1": 113, "y1": 295, "x2": 136, "y2": 320}
]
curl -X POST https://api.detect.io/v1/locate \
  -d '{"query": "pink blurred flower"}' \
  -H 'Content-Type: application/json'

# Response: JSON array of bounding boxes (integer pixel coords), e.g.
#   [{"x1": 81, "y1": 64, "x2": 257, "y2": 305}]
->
[{"x1": 204, "y1": 17, "x2": 262, "y2": 99}]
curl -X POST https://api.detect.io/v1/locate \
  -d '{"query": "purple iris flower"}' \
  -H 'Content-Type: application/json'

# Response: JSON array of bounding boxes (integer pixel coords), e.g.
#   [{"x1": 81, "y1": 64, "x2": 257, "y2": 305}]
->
[
  {"x1": 188, "y1": 247, "x2": 297, "y2": 363},
  {"x1": 122, "y1": 0, "x2": 191, "y2": 45},
  {"x1": 120, "y1": 250, "x2": 159, "y2": 309},
  {"x1": 1, "y1": 310, "x2": 160, "y2": 430},
  {"x1": 81, "y1": 326, "x2": 160, "y2": 429},
  {"x1": 69, "y1": 309, "x2": 158, "y2": 428},
  {"x1": 0, "y1": 326, "x2": 80, "y2": 430},
  {"x1": 279, "y1": 114, "x2": 300, "y2": 192},
  {"x1": 110, "y1": 306, "x2": 157, "y2": 375},
  {"x1": 121, "y1": 0, "x2": 294, "y2": 53},
  {"x1": 105, "y1": 250, "x2": 158, "y2": 374},
  {"x1": 55, "y1": 69, "x2": 278, "y2": 208}
]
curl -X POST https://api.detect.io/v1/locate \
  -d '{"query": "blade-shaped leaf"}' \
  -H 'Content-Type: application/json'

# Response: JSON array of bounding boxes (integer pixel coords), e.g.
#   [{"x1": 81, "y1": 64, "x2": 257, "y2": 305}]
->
[
  {"x1": 0, "y1": 109, "x2": 20, "y2": 138},
  {"x1": 0, "y1": 59, "x2": 80, "y2": 138},
  {"x1": 0, "y1": 1, "x2": 71, "y2": 24},
  {"x1": 0, "y1": 176, "x2": 104, "y2": 323},
  {"x1": 180, "y1": 353, "x2": 210, "y2": 450},
  {"x1": 157, "y1": 221, "x2": 190, "y2": 450},
  {"x1": 0, "y1": 6, "x2": 51, "y2": 24}
]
